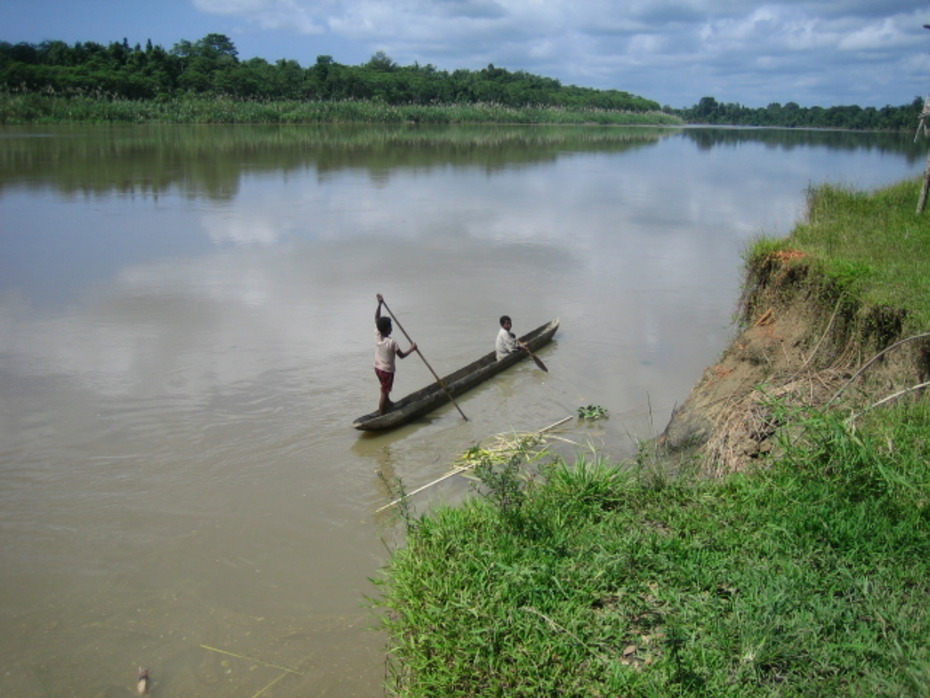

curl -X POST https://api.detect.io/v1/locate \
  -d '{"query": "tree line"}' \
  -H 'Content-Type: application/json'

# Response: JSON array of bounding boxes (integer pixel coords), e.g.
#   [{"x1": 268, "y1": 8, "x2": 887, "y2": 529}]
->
[
  {"x1": 1, "y1": 34, "x2": 922, "y2": 129},
  {"x1": 0, "y1": 33, "x2": 661, "y2": 112},
  {"x1": 673, "y1": 95, "x2": 923, "y2": 132}
]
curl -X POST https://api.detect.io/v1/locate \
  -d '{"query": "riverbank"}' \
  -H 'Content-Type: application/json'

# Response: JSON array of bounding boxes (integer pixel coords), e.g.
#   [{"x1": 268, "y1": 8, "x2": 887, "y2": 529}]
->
[
  {"x1": 0, "y1": 93, "x2": 683, "y2": 126},
  {"x1": 662, "y1": 179, "x2": 930, "y2": 475},
  {"x1": 374, "y1": 178, "x2": 930, "y2": 695}
]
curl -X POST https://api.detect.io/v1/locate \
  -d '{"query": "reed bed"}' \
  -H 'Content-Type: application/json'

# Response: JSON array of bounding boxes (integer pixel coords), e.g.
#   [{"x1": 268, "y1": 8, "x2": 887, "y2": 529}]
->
[{"x1": 0, "y1": 92, "x2": 683, "y2": 126}]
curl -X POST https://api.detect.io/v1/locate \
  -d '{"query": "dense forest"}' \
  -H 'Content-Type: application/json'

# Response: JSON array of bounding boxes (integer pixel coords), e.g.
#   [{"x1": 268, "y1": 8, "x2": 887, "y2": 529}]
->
[
  {"x1": 674, "y1": 95, "x2": 924, "y2": 131},
  {"x1": 0, "y1": 33, "x2": 923, "y2": 130},
  {"x1": 0, "y1": 33, "x2": 660, "y2": 112}
]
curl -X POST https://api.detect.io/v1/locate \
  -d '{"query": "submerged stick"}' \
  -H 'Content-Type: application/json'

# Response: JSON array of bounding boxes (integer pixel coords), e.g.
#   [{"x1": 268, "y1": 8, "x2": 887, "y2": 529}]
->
[{"x1": 200, "y1": 645, "x2": 303, "y2": 675}]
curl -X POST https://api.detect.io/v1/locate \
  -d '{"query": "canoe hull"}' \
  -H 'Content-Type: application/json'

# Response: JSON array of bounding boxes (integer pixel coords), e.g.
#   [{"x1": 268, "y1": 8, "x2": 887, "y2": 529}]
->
[{"x1": 353, "y1": 318, "x2": 559, "y2": 431}]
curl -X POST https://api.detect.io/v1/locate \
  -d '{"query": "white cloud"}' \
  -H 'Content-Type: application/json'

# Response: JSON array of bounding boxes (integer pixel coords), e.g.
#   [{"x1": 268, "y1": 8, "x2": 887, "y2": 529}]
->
[
  {"x1": 194, "y1": 0, "x2": 327, "y2": 33},
  {"x1": 203, "y1": 214, "x2": 280, "y2": 247},
  {"x1": 838, "y1": 17, "x2": 908, "y2": 52},
  {"x1": 190, "y1": 0, "x2": 930, "y2": 107}
]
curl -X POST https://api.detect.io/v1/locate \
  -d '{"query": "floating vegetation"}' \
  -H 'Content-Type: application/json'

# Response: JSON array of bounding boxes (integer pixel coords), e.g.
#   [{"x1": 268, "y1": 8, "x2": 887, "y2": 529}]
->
[
  {"x1": 577, "y1": 404, "x2": 609, "y2": 420},
  {"x1": 456, "y1": 433, "x2": 546, "y2": 468}
]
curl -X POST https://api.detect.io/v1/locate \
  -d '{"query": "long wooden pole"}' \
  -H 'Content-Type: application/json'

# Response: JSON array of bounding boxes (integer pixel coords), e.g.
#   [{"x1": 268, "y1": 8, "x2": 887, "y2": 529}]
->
[
  {"x1": 380, "y1": 297, "x2": 468, "y2": 422},
  {"x1": 375, "y1": 464, "x2": 471, "y2": 513},
  {"x1": 375, "y1": 415, "x2": 572, "y2": 512}
]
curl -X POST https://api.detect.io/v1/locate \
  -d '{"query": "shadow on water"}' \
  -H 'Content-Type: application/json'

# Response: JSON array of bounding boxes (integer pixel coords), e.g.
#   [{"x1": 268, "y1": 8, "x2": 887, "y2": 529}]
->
[{"x1": 680, "y1": 125, "x2": 926, "y2": 162}]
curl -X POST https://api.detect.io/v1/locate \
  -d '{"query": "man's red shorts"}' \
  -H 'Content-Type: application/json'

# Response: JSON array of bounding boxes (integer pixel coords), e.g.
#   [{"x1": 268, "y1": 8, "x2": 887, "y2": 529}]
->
[{"x1": 375, "y1": 368, "x2": 394, "y2": 394}]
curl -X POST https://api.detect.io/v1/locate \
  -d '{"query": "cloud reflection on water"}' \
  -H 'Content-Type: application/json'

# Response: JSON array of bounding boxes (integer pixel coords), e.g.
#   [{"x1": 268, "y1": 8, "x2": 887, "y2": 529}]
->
[{"x1": 1, "y1": 127, "x2": 922, "y2": 415}]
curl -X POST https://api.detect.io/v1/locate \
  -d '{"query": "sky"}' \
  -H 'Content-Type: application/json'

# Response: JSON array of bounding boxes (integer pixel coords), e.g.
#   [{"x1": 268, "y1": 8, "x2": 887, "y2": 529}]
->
[{"x1": 2, "y1": 0, "x2": 929, "y2": 109}]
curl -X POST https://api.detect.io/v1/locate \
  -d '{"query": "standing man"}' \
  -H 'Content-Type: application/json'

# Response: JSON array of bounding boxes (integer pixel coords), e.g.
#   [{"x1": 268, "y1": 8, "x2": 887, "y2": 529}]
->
[{"x1": 374, "y1": 294, "x2": 417, "y2": 414}]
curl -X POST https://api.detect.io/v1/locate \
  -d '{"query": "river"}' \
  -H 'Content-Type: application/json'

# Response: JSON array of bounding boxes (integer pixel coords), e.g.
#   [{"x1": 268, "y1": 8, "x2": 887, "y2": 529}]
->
[{"x1": 0, "y1": 123, "x2": 924, "y2": 696}]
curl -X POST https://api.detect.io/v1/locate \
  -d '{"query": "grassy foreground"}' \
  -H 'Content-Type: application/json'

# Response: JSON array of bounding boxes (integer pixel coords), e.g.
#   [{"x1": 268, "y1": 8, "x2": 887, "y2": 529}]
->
[
  {"x1": 0, "y1": 93, "x2": 683, "y2": 126},
  {"x1": 374, "y1": 179, "x2": 930, "y2": 696}
]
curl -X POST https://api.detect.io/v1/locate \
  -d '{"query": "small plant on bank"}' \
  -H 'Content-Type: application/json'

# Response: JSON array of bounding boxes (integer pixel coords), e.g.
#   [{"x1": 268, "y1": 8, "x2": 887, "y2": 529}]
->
[
  {"x1": 376, "y1": 469, "x2": 416, "y2": 529},
  {"x1": 577, "y1": 404, "x2": 609, "y2": 420},
  {"x1": 473, "y1": 453, "x2": 528, "y2": 529}
]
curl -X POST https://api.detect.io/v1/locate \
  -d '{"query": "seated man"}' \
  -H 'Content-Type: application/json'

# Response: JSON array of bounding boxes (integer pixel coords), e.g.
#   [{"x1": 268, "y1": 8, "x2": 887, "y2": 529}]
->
[{"x1": 495, "y1": 315, "x2": 525, "y2": 360}]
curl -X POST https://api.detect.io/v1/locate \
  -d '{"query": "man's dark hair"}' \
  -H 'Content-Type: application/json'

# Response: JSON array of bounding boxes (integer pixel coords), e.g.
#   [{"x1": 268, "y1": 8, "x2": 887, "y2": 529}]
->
[
  {"x1": 377, "y1": 316, "x2": 392, "y2": 335},
  {"x1": 499, "y1": 315, "x2": 511, "y2": 326}
]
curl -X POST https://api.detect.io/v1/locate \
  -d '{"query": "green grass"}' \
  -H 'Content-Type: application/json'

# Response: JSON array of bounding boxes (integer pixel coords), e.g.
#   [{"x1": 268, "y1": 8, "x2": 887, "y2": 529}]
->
[
  {"x1": 374, "y1": 403, "x2": 930, "y2": 696},
  {"x1": 0, "y1": 92, "x2": 683, "y2": 126},
  {"x1": 747, "y1": 180, "x2": 930, "y2": 331}
]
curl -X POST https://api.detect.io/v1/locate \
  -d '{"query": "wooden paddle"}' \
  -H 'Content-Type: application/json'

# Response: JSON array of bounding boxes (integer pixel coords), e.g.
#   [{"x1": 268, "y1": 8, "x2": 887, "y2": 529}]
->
[
  {"x1": 522, "y1": 342, "x2": 549, "y2": 372},
  {"x1": 379, "y1": 297, "x2": 468, "y2": 422},
  {"x1": 510, "y1": 331, "x2": 548, "y2": 372}
]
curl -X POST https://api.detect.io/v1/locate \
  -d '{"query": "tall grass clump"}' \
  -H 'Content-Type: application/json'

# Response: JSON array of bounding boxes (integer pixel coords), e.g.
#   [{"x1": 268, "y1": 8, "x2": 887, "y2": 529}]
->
[{"x1": 375, "y1": 403, "x2": 930, "y2": 696}]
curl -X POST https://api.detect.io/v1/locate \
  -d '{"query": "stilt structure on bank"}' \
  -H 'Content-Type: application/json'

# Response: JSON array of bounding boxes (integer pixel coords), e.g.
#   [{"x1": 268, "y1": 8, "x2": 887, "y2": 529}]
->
[
  {"x1": 915, "y1": 95, "x2": 930, "y2": 213},
  {"x1": 917, "y1": 22, "x2": 930, "y2": 213}
]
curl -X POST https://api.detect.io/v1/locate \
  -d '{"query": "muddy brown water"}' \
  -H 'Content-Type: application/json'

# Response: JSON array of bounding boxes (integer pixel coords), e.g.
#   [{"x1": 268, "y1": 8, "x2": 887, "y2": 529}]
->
[{"x1": 0, "y1": 124, "x2": 922, "y2": 695}]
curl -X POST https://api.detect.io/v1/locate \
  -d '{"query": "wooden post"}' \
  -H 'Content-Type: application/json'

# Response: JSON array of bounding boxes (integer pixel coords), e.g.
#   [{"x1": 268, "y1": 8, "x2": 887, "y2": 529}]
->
[
  {"x1": 918, "y1": 154, "x2": 930, "y2": 214},
  {"x1": 917, "y1": 96, "x2": 930, "y2": 214}
]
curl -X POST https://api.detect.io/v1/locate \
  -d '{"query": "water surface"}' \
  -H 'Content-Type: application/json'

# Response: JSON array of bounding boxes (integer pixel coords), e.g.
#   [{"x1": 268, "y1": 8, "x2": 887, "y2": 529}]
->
[{"x1": 0, "y1": 124, "x2": 923, "y2": 695}]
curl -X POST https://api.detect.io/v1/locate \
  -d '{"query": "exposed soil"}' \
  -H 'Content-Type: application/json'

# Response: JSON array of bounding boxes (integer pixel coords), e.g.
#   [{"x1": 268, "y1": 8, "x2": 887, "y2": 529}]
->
[{"x1": 658, "y1": 251, "x2": 930, "y2": 476}]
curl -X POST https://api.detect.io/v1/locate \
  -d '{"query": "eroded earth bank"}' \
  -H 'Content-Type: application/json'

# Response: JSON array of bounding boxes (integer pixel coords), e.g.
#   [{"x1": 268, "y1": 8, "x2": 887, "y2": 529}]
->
[{"x1": 660, "y1": 249, "x2": 930, "y2": 475}]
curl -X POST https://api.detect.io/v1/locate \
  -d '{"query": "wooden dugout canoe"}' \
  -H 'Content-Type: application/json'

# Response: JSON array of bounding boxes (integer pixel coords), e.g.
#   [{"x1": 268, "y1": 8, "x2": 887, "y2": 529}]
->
[{"x1": 353, "y1": 318, "x2": 559, "y2": 431}]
